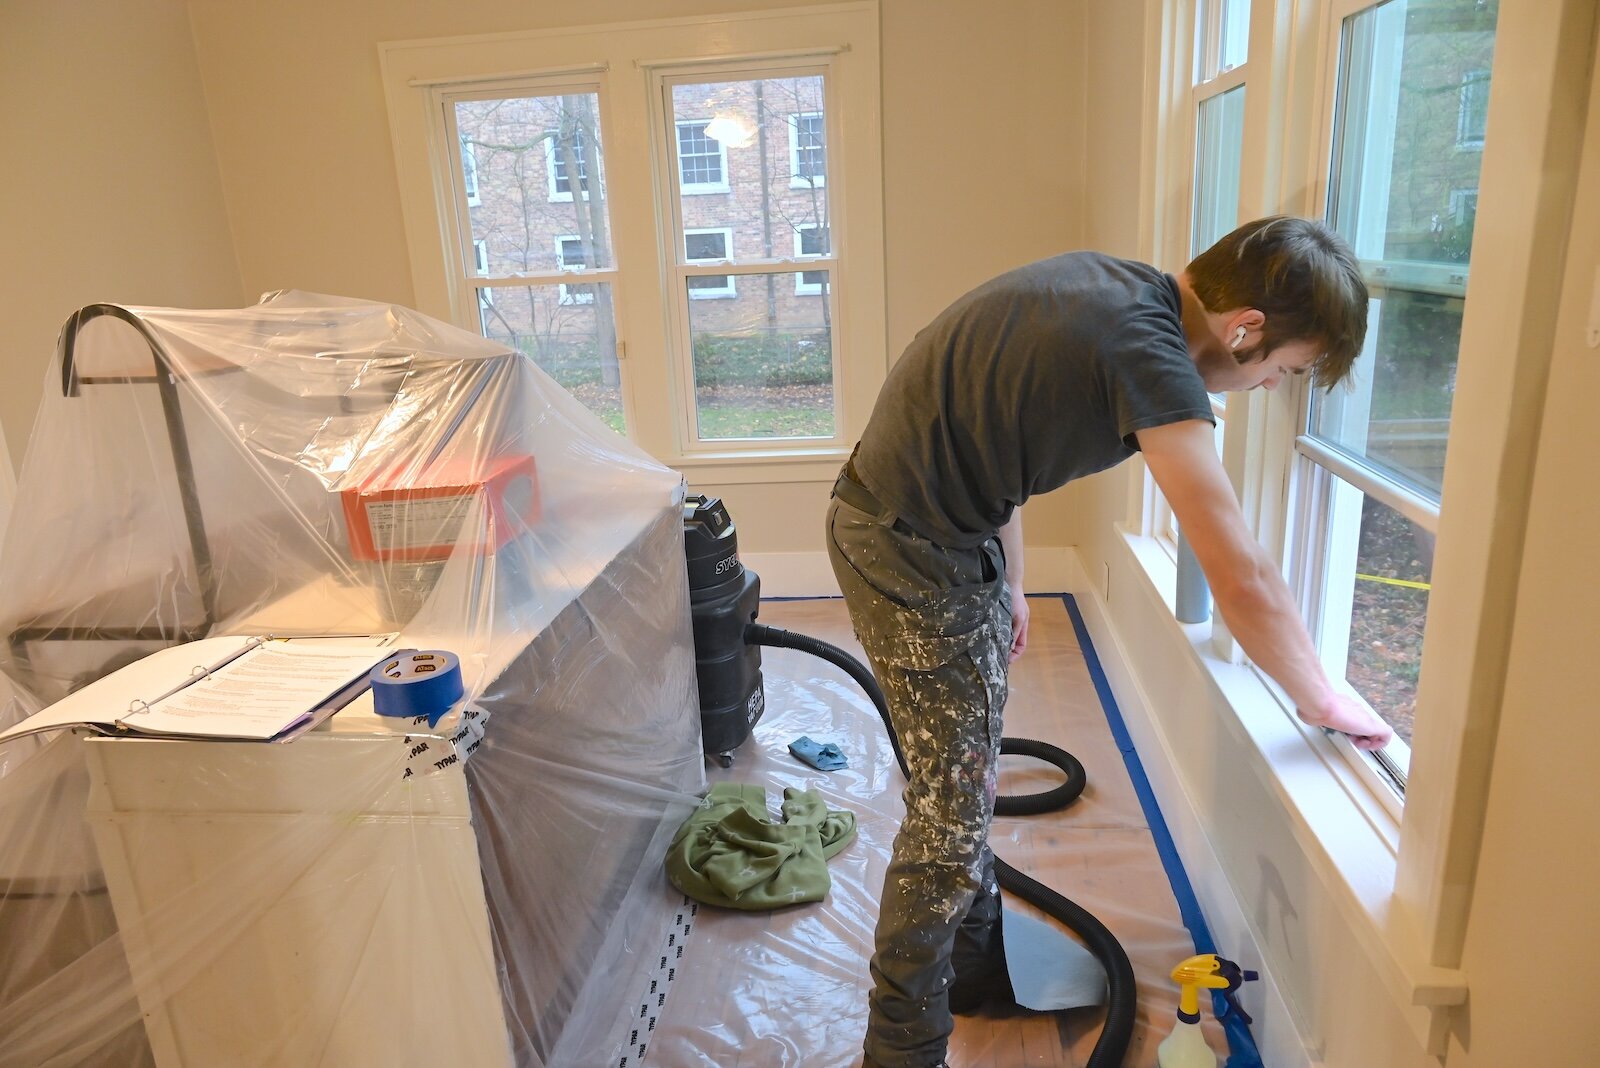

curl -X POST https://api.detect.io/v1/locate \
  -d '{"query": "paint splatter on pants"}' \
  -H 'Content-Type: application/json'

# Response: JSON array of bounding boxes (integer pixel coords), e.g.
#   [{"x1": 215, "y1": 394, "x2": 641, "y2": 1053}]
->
[{"x1": 826, "y1": 493, "x2": 1012, "y2": 1068}]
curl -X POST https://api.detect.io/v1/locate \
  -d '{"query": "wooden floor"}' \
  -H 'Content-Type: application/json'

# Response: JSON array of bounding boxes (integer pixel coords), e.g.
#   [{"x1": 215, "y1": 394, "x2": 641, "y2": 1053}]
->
[{"x1": 645, "y1": 596, "x2": 1230, "y2": 1068}]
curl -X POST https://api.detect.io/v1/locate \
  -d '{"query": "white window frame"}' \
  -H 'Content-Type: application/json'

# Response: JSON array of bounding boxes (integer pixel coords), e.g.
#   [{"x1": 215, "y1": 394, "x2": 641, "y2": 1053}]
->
[
  {"x1": 683, "y1": 227, "x2": 736, "y2": 299},
  {"x1": 378, "y1": 3, "x2": 886, "y2": 479},
  {"x1": 543, "y1": 124, "x2": 593, "y2": 203},
  {"x1": 792, "y1": 223, "x2": 829, "y2": 295},
  {"x1": 554, "y1": 234, "x2": 596, "y2": 305},
  {"x1": 675, "y1": 118, "x2": 731, "y2": 195},
  {"x1": 788, "y1": 110, "x2": 826, "y2": 189}
]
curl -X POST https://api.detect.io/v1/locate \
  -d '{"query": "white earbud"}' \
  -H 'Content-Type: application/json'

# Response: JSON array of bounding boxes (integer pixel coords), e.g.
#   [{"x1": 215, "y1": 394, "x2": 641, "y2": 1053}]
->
[{"x1": 1231, "y1": 326, "x2": 1247, "y2": 350}]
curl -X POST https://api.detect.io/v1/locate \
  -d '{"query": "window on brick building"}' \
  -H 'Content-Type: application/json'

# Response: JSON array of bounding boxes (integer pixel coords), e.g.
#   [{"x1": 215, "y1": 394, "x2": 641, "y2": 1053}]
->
[
  {"x1": 793, "y1": 225, "x2": 829, "y2": 296},
  {"x1": 545, "y1": 126, "x2": 593, "y2": 201},
  {"x1": 684, "y1": 229, "x2": 736, "y2": 299},
  {"x1": 676, "y1": 120, "x2": 729, "y2": 194},
  {"x1": 555, "y1": 236, "x2": 597, "y2": 306},
  {"x1": 788, "y1": 111, "x2": 825, "y2": 188}
]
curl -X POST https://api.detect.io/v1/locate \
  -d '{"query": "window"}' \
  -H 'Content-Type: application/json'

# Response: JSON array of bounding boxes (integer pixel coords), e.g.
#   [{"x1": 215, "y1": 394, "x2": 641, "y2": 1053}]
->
[
  {"x1": 1456, "y1": 69, "x2": 1490, "y2": 149},
  {"x1": 676, "y1": 120, "x2": 730, "y2": 194},
  {"x1": 461, "y1": 135, "x2": 480, "y2": 206},
  {"x1": 556, "y1": 236, "x2": 597, "y2": 305},
  {"x1": 1152, "y1": 0, "x2": 1251, "y2": 549},
  {"x1": 473, "y1": 240, "x2": 493, "y2": 307},
  {"x1": 545, "y1": 124, "x2": 594, "y2": 201},
  {"x1": 381, "y1": 6, "x2": 885, "y2": 464},
  {"x1": 684, "y1": 229, "x2": 736, "y2": 299},
  {"x1": 793, "y1": 220, "x2": 832, "y2": 295},
  {"x1": 447, "y1": 88, "x2": 623, "y2": 431},
  {"x1": 793, "y1": 224, "x2": 829, "y2": 296},
  {"x1": 788, "y1": 111, "x2": 826, "y2": 188},
  {"x1": 666, "y1": 71, "x2": 838, "y2": 442},
  {"x1": 1290, "y1": 0, "x2": 1498, "y2": 778}
]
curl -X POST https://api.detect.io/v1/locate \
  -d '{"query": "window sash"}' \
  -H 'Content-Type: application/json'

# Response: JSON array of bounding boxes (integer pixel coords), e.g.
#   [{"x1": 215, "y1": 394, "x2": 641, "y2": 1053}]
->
[
  {"x1": 654, "y1": 56, "x2": 846, "y2": 453},
  {"x1": 676, "y1": 119, "x2": 730, "y2": 193}
]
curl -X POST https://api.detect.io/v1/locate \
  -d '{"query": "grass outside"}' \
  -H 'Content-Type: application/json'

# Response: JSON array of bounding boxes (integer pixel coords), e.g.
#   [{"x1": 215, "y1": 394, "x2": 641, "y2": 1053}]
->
[{"x1": 526, "y1": 331, "x2": 834, "y2": 440}]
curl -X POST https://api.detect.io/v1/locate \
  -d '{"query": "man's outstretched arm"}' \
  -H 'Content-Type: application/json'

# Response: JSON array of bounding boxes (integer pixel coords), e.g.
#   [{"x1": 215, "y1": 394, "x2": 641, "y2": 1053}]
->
[{"x1": 1135, "y1": 419, "x2": 1392, "y2": 750}]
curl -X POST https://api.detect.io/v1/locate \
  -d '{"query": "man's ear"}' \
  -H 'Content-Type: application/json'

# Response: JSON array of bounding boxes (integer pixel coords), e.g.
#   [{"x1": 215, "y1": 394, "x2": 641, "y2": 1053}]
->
[{"x1": 1230, "y1": 308, "x2": 1266, "y2": 337}]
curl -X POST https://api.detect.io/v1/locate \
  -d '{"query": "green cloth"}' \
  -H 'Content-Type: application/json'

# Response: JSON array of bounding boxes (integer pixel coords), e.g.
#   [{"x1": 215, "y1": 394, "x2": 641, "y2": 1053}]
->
[{"x1": 666, "y1": 783, "x2": 856, "y2": 910}]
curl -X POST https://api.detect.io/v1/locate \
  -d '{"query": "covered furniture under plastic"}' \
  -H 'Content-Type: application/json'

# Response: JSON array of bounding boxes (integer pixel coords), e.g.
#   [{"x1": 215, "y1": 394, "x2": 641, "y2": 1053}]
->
[{"x1": 0, "y1": 293, "x2": 705, "y2": 1067}]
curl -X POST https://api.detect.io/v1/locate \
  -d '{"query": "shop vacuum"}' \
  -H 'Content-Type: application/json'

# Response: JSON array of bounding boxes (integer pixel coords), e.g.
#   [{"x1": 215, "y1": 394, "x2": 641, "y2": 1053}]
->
[{"x1": 683, "y1": 494, "x2": 1139, "y2": 1067}]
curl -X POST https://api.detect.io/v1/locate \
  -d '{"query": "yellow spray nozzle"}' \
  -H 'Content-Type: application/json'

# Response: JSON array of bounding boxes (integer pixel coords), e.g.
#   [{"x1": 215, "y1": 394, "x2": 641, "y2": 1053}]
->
[{"x1": 1170, "y1": 954, "x2": 1231, "y2": 1017}]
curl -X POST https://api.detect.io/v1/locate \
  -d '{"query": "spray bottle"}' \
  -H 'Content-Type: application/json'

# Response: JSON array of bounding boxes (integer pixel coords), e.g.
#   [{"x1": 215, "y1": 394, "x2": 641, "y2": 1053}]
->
[{"x1": 1156, "y1": 953, "x2": 1259, "y2": 1068}]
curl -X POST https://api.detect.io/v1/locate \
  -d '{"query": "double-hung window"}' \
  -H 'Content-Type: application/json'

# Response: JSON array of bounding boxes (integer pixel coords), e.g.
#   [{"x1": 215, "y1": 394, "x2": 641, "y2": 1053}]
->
[
  {"x1": 1157, "y1": 0, "x2": 1498, "y2": 799},
  {"x1": 1290, "y1": 0, "x2": 1498, "y2": 787},
  {"x1": 662, "y1": 68, "x2": 837, "y2": 441},
  {"x1": 1150, "y1": 0, "x2": 1251, "y2": 549},
  {"x1": 444, "y1": 86, "x2": 624, "y2": 433},
  {"x1": 379, "y1": 6, "x2": 885, "y2": 467}
]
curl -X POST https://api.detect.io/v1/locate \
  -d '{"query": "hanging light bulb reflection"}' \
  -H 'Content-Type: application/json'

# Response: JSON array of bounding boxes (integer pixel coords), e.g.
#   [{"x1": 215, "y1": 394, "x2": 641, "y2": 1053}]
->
[{"x1": 703, "y1": 110, "x2": 757, "y2": 149}]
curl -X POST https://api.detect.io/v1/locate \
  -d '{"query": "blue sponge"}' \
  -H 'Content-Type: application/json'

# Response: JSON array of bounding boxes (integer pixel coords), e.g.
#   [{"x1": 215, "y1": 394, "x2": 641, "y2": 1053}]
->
[{"x1": 788, "y1": 735, "x2": 849, "y2": 771}]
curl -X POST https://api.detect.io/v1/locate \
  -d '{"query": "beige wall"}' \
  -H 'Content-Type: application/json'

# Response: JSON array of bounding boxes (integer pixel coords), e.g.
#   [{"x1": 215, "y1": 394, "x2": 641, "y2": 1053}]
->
[{"x1": 0, "y1": 0, "x2": 244, "y2": 469}]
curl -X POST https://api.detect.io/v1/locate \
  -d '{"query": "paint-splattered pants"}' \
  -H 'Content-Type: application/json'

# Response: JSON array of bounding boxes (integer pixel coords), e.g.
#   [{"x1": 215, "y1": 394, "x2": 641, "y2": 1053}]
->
[{"x1": 826, "y1": 482, "x2": 1011, "y2": 1068}]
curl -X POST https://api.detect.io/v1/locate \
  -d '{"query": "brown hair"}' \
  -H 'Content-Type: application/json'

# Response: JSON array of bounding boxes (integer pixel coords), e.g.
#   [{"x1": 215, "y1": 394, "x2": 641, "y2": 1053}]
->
[{"x1": 1186, "y1": 216, "x2": 1368, "y2": 388}]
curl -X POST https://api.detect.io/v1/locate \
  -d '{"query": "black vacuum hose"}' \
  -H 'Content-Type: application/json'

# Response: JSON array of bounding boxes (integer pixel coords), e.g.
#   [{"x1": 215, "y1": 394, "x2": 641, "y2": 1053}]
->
[{"x1": 744, "y1": 622, "x2": 1137, "y2": 1068}]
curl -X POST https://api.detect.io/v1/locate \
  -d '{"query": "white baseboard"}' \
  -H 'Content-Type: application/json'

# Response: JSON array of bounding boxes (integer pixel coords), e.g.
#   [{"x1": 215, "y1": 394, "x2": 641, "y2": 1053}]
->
[
  {"x1": 744, "y1": 546, "x2": 1089, "y2": 600},
  {"x1": 1070, "y1": 582, "x2": 1312, "y2": 1068},
  {"x1": 742, "y1": 551, "x2": 840, "y2": 598}
]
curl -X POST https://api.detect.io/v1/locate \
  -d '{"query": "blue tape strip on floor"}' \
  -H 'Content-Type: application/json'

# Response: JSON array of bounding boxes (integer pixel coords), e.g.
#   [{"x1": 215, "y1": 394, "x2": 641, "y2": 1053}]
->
[{"x1": 1060, "y1": 594, "x2": 1263, "y2": 1068}]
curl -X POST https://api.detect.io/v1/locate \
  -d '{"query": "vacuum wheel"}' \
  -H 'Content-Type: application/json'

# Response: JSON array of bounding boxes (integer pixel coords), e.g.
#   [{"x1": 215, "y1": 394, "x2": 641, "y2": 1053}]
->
[{"x1": 713, "y1": 751, "x2": 735, "y2": 768}]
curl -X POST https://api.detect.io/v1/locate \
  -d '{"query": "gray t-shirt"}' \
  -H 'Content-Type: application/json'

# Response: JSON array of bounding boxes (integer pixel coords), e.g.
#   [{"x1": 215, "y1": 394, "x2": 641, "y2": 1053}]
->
[{"x1": 854, "y1": 252, "x2": 1214, "y2": 548}]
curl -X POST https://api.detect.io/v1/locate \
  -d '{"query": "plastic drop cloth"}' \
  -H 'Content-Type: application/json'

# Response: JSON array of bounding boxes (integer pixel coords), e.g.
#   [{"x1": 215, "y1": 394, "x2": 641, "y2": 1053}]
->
[
  {"x1": 0, "y1": 292, "x2": 706, "y2": 1067},
  {"x1": 649, "y1": 598, "x2": 1236, "y2": 1068}
]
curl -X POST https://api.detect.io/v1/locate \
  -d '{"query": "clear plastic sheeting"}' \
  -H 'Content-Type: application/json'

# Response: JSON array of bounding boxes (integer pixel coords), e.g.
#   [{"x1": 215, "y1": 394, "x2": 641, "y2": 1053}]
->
[
  {"x1": 651, "y1": 598, "x2": 1232, "y2": 1068},
  {"x1": 0, "y1": 292, "x2": 705, "y2": 1067}
]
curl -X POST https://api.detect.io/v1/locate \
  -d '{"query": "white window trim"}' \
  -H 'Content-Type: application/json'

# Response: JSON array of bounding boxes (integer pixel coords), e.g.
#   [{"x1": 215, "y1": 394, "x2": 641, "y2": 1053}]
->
[
  {"x1": 683, "y1": 227, "x2": 736, "y2": 299},
  {"x1": 378, "y1": 3, "x2": 886, "y2": 475},
  {"x1": 675, "y1": 118, "x2": 732, "y2": 195},
  {"x1": 793, "y1": 224, "x2": 828, "y2": 295},
  {"x1": 787, "y1": 110, "x2": 826, "y2": 189},
  {"x1": 1132, "y1": 0, "x2": 1584, "y2": 1055}
]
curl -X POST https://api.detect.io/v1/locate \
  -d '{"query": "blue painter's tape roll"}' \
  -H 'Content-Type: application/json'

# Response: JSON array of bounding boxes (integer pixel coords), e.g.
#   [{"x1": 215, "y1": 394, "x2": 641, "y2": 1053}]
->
[{"x1": 371, "y1": 650, "x2": 464, "y2": 728}]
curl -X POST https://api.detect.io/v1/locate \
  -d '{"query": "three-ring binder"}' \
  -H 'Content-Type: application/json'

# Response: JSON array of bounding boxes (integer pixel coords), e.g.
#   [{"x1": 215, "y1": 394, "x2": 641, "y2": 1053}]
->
[{"x1": 114, "y1": 635, "x2": 272, "y2": 730}]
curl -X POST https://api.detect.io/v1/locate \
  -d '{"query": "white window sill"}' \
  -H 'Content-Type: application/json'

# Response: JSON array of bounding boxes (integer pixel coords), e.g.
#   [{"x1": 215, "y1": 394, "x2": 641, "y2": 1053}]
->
[{"x1": 1115, "y1": 527, "x2": 1466, "y2": 1055}]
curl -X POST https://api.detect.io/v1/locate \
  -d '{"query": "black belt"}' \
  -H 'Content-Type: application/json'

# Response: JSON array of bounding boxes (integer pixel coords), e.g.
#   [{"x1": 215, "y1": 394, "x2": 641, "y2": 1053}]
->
[{"x1": 832, "y1": 459, "x2": 882, "y2": 516}]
